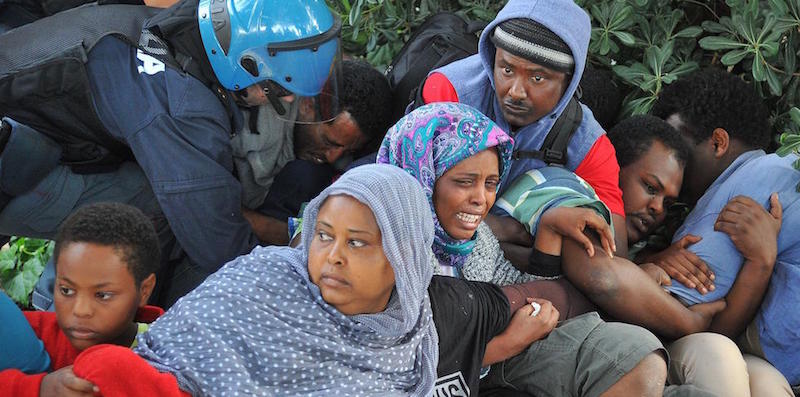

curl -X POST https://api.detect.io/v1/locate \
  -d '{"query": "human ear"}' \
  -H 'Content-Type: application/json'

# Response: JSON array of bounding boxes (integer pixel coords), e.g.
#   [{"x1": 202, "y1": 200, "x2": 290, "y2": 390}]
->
[
  {"x1": 710, "y1": 128, "x2": 730, "y2": 158},
  {"x1": 138, "y1": 273, "x2": 156, "y2": 307}
]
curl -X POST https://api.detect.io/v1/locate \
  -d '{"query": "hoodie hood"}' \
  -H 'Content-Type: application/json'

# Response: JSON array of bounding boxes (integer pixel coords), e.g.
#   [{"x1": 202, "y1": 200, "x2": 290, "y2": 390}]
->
[
  {"x1": 478, "y1": 0, "x2": 591, "y2": 120},
  {"x1": 434, "y1": 0, "x2": 602, "y2": 195}
]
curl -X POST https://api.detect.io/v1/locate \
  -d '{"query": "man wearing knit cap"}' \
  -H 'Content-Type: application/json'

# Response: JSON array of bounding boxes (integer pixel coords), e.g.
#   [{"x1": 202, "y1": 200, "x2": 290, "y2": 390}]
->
[{"x1": 422, "y1": 0, "x2": 629, "y2": 257}]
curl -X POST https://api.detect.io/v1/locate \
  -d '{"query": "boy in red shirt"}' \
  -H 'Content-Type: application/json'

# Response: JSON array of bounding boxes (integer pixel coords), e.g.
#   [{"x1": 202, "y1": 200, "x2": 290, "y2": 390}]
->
[{"x1": 0, "y1": 202, "x2": 164, "y2": 397}]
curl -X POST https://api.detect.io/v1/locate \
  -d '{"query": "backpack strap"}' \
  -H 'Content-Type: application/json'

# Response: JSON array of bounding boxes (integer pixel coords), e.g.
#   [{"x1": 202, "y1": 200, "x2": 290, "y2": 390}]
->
[
  {"x1": 512, "y1": 96, "x2": 583, "y2": 166},
  {"x1": 465, "y1": 19, "x2": 488, "y2": 34},
  {"x1": 409, "y1": 74, "x2": 429, "y2": 113}
]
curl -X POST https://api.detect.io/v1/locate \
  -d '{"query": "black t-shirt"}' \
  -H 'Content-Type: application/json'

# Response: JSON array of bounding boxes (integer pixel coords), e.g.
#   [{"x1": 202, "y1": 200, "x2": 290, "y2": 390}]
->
[{"x1": 429, "y1": 275, "x2": 510, "y2": 397}]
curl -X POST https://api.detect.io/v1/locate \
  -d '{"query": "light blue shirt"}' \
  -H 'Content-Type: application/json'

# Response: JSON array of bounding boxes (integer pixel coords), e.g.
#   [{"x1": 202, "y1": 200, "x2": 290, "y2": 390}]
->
[{"x1": 666, "y1": 150, "x2": 800, "y2": 385}]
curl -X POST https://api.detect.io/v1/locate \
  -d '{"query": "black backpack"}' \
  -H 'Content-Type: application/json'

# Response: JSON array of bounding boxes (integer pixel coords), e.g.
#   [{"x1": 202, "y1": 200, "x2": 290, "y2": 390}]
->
[
  {"x1": 386, "y1": 12, "x2": 485, "y2": 118},
  {"x1": 386, "y1": 12, "x2": 583, "y2": 167}
]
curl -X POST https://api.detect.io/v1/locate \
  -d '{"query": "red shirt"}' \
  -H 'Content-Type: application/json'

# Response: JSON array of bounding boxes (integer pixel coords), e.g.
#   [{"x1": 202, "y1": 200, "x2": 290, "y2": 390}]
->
[
  {"x1": 0, "y1": 305, "x2": 163, "y2": 397},
  {"x1": 422, "y1": 72, "x2": 625, "y2": 217}
]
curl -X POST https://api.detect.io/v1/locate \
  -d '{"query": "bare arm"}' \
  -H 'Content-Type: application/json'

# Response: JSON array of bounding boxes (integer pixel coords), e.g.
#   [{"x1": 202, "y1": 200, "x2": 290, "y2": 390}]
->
[
  {"x1": 492, "y1": 207, "x2": 615, "y2": 272},
  {"x1": 482, "y1": 299, "x2": 559, "y2": 366},
  {"x1": 561, "y1": 234, "x2": 724, "y2": 340},
  {"x1": 143, "y1": 0, "x2": 179, "y2": 7},
  {"x1": 485, "y1": 214, "x2": 533, "y2": 246},
  {"x1": 242, "y1": 208, "x2": 289, "y2": 245}
]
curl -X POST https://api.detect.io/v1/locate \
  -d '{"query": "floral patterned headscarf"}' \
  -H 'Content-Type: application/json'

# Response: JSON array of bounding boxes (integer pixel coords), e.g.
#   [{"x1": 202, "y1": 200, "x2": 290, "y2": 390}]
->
[{"x1": 377, "y1": 102, "x2": 513, "y2": 272}]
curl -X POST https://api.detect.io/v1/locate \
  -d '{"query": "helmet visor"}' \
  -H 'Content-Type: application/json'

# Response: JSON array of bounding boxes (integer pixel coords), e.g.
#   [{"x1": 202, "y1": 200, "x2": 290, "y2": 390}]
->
[{"x1": 278, "y1": 47, "x2": 342, "y2": 124}]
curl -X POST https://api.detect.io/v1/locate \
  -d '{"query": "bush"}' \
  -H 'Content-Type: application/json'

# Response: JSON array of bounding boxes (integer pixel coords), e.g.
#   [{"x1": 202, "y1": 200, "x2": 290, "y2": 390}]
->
[
  {"x1": 327, "y1": 0, "x2": 800, "y2": 139},
  {"x1": 777, "y1": 107, "x2": 800, "y2": 190},
  {"x1": 0, "y1": 237, "x2": 52, "y2": 307}
]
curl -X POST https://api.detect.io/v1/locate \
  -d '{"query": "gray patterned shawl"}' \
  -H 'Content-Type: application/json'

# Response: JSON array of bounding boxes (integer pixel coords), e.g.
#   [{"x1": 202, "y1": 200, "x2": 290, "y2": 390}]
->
[{"x1": 135, "y1": 164, "x2": 438, "y2": 396}]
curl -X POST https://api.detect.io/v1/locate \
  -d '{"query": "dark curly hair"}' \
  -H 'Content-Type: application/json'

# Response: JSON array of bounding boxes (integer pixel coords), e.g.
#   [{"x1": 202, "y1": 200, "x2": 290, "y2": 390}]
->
[
  {"x1": 608, "y1": 115, "x2": 690, "y2": 169},
  {"x1": 580, "y1": 66, "x2": 623, "y2": 130},
  {"x1": 340, "y1": 59, "x2": 393, "y2": 153},
  {"x1": 651, "y1": 68, "x2": 770, "y2": 149},
  {"x1": 54, "y1": 202, "x2": 160, "y2": 286}
]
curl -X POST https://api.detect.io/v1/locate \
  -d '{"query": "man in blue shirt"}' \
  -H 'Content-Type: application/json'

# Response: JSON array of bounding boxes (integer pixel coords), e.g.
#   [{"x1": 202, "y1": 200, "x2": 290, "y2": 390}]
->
[
  {"x1": 0, "y1": 0, "x2": 344, "y2": 307},
  {"x1": 651, "y1": 68, "x2": 799, "y2": 394}
]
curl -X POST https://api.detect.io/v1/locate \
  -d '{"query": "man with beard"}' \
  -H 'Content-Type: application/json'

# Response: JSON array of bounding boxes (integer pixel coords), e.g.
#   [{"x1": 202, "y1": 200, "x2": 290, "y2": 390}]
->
[{"x1": 420, "y1": 0, "x2": 629, "y2": 256}]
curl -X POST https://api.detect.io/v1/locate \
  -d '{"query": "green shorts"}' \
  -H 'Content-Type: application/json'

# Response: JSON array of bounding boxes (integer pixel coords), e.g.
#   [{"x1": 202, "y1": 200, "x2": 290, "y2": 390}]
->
[{"x1": 480, "y1": 312, "x2": 664, "y2": 397}]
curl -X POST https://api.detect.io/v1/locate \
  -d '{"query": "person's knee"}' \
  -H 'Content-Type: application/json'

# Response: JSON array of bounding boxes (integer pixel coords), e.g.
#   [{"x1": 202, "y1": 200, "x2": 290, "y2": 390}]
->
[
  {"x1": 743, "y1": 354, "x2": 794, "y2": 397},
  {"x1": 634, "y1": 351, "x2": 668, "y2": 380},
  {"x1": 667, "y1": 332, "x2": 749, "y2": 395},
  {"x1": 670, "y1": 332, "x2": 744, "y2": 366},
  {"x1": 603, "y1": 350, "x2": 667, "y2": 397},
  {"x1": 591, "y1": 322, "x2": 666, "y2": 397}
]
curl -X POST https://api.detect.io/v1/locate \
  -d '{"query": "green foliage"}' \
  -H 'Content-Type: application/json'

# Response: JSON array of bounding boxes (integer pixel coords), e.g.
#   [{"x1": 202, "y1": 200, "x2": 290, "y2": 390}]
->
[
  {"x1": 326, "y1": 0, "x2": 506, "y2": 69},
  {"x1": 329, "y1": 0, "x2": 799, "y2": 139},
  {"x1": 776, "y1": 107, "x2": 800, "y2": 190},
  {"x1": 0, "y1": 237, "x2": 53, "y2": 307}
]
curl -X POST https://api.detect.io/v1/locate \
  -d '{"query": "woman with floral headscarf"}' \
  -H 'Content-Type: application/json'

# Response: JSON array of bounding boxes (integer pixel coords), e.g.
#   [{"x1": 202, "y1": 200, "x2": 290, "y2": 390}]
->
[
  {"x1": 377, "y1": 102, "x2": 612, "y2": 287},
  {"x1": 378, "y1": 103, "x2": 674, "y2": 397}
]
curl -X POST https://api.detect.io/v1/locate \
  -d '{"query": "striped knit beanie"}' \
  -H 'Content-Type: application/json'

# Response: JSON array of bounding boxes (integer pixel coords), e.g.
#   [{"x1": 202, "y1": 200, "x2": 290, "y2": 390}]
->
[{"x1": 491, "y1": 18, "x2": 574, "y2": 74}]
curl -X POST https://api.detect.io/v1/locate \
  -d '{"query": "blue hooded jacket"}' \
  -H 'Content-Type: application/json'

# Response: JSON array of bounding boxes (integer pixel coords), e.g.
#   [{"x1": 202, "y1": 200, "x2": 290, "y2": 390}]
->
[{"x1": 436, "y1": 0, "x2": 606, "y2": 196}]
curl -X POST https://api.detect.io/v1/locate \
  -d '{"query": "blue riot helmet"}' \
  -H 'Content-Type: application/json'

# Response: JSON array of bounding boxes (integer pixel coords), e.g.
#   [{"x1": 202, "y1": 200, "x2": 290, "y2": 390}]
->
[{"x1": 198, "y1": 0, "x2": 342, "y2": 121}]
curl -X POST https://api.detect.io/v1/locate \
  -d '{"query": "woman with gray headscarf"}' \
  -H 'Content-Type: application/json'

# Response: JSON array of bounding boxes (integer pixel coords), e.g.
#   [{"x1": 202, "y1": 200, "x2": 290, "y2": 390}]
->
[{"x1": 133, "y1": 164, "x2": 439, "y2": 396}]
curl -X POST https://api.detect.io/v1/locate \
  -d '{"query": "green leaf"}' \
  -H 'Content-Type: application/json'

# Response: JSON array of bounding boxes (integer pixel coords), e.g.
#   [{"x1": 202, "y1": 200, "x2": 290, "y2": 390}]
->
[
  {"x1": 0, "y1": 259, "x2": 18, "y2": 281},
  {"x1": 765, "y1": 67, "x2": 783, "y2": 96},
  {"x1": 721, "y1": 48, "x2": 752, "y2": 65},
  {"x1": 589, "y1": 3, "x2": 607, "y2": 24},
  {"x1": 668, "y1": 61, "x2": 700, "y2": 77},
  {"x1": 775, "y1": 17, "x2": 800, "y2": 32},
  {"x1": 776, "y1": 133, "x2": 800, "y2": 156},
  {"x1": 612, "y1": 63, "x2": 651, "y2": 84},
  {"x1": 783, "y1": 37, "x2": 797, "y2": 73},
  {"x1": 348, "y1": 0, "x2": 364, "y2": 26},
  {"x1": 609, "y1": 4, "x2": 634, "y2": 30},
  {"x1": 0, "y1": 256, "x2": 14, "y2": 273},
  {"x1": 752, "y1": 53, "x2": 767, "y2": 81},
  {"x1": 768, "y1": 0, "x2": 789, "y2": 14},
  {"x1": 658, "y1": 40, "x2": 674, "y2": 62},
  {"x1": 779, "y1": 131, "x2": 800, "y2": 145},
  {"x1": 2, "y1": 272, "x2": 29, "y2": 306},
  {"x1": 612, "y1": 31, "x2": 636, "y2": 46},
  {"x1": 350, "y1": 23, "x2": 361, "y2": 41},
  {"x1": 599, "y1": 35, "x2": 611, "y2": 55},
  {"x1": 759, "y1": 41, "x2": 780, "y2": 58},
  {"x1": 620, "y1": 95, "x2": 658, "y2": 117},
  {"x1": 674, "y1": 26, "x2": 703, "y2": 39},
  {"x1": 790, "y1": 108, "x2": 800, "y2": 126},
  {"x1": 702, "y1": 20, "x2": 731, "y2": 34},
  {"x1": 22, "y1": 256, "x2": 44, "y2": 281},
  {"x1": 699, "y1": 36, "x2": 747, "y2": 50},
  {"x1": 0, "y1": 245, "x2": 16, "y2": 262}
]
